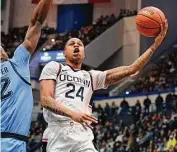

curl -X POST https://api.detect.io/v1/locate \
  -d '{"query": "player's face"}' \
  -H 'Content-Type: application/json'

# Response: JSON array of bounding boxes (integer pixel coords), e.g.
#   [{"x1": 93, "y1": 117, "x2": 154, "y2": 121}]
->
[
  {"x1": 64, "y1": 38, "x2": 85, "y2": 65},
  {"x1": 0, "y1": 46, "x2": 8, "y2": 61}
]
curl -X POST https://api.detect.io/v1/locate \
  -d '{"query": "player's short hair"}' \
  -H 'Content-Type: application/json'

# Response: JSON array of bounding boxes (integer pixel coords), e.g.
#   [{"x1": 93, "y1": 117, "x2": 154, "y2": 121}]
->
[{"x1": 64, "y1": 38, "x2": 84, "y2": 50}]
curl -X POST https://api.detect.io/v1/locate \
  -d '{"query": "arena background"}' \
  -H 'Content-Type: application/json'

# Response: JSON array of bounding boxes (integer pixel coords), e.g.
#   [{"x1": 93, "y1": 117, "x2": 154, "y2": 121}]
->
[{"x1": 1, "y1": 0, "x2": 177, "y2": 151}]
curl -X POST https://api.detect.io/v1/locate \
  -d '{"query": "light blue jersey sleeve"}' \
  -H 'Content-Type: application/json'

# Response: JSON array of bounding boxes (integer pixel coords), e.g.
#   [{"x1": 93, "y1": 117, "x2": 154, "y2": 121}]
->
[
  {"x1": 9, "y1": 44, "x2": 32, "y2": 82},
  {"x1": 11, "y1": 44, "x2": 31, "y2": 66}
]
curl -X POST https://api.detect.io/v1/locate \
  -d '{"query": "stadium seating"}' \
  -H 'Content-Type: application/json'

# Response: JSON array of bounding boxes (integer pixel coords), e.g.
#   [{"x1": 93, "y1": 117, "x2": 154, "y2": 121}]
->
[
  {"x1": 1, "y1": 26, "x2": 56, "y2": 57},
  {"x1": 42, "y1": 9, "x2": 137, "y2": 51},
  {"x1": 1, "y1": 9, "x2": 136, "y2": 58},
  {"x1": 128, "y1": 51, "x2": 177, "y2": 95},
  {"x1": 28, "y1": 92, "x2": 177, "y2": 151}
]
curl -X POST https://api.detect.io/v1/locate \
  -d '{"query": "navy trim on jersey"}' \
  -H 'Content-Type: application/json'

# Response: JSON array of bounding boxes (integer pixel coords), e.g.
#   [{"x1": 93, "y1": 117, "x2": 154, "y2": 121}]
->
[
  {"x1": 57, "y1": 63, "x2": 62, "y2": 78},
  {"x1": 66, "y1": 64, "x2": 80, "y2": 72},
  {"x1": 9, "y1": 61, "x2": 31, "y2": 86},
  {"x1": 1, "y1": 132, "x2": 29, "y2": 143},
  {"x1": 88, "y1": 71, "x2": 94, "y2": 92}
]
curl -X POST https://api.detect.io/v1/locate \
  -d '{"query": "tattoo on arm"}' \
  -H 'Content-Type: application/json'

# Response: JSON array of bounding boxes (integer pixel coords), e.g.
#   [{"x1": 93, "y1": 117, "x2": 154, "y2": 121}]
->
[
  {"x1": 105, "y1": 47, "x2": 155, "y2": 86},
  {"x1": 131, "y1": 48, "x2": 154, "y2": 72},
  {"x1": 42, "y1": 96, "x2": 71, "y2": 117},
  {"x1": 105, "y1": 66, "x2": 131, "y2": 86},
  {"x1": 31, "y1": 0, "x2": 52, "y2": 26},
  {"x1": 43, "y1": 105, "x2": 68, "y2": 116}
]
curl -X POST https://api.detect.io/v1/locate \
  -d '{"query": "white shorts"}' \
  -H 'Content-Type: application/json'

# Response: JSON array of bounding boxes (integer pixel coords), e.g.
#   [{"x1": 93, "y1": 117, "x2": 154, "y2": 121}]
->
[{"x1": 43, "y1": 121, "x2": 98, "y2": 152}]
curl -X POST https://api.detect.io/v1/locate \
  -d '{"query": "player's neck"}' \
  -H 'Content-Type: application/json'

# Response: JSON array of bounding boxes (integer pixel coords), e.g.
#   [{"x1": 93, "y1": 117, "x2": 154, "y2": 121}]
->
[{"x1": 66, "y1": 62, "x2": 81, "y2": 70}]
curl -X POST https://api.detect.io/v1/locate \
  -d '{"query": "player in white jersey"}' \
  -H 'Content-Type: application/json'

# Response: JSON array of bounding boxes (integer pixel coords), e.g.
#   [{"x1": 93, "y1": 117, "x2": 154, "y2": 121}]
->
[{"x1": 39, "y1": 20, "x2": 168, "y2": 152}]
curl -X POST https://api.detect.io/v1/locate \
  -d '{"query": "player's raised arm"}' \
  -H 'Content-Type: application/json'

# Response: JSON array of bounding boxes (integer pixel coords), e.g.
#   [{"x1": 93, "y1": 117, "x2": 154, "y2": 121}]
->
[
  {"x1": 104, "y1": 20, "x2": 168, "y2": 87},
  {"x1": 22, "y1": 0, "x2": 52, "y2": 54}
]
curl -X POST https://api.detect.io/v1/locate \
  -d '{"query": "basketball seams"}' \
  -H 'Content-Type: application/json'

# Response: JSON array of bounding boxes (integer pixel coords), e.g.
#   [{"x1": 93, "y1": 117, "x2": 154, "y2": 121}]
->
[
  {"x1": 136, "y1": 23, "x2": 159, "y2": 29},
  {"x1": 137, "y1": 14, "x2": 161, "y2": 27},
  {"x1": 151, "y1": 8, "x2": 163, "y2": 25},
  {"x1": 136, "y1": 17, "x2": 160, "y2": 28}
]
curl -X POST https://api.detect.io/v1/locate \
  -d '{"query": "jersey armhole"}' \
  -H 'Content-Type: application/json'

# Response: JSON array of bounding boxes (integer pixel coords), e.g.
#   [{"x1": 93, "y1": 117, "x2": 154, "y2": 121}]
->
[
  {"x1": 57, "y1": 63, "x2": 62, "y2": 78},
  {"x1": 9, "y1": 61, "x2": 31, "y2": 86},
  {"x1": 88, "y1": 71, "x2": 94, "y2": 92}
]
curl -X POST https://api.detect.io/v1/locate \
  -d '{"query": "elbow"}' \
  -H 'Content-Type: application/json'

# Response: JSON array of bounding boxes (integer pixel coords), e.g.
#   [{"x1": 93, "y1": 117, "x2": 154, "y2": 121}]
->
[
  {"x1": 40, "y1": 95, "x2": 53, "y2": 108},
  {"x1": 129, "y1": 65, "x2": 139, "y2": 75},
  {"x1": 40, "y1": 95, "x2": 47, "y2": 108}
]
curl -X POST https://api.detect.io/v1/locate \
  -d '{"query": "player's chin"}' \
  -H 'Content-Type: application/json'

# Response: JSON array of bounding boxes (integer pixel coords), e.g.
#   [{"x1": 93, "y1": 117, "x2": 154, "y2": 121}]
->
[
  {"x1": 72, "y1": 55, "x2": 82, "y2": 60},
  {"x1": 72, "y1": 57, "x2": 83, "y2": 64}
]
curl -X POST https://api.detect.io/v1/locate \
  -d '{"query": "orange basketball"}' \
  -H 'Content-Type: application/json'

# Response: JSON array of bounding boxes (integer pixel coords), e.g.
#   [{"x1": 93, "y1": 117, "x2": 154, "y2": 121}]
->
[{"x1": 136, "y1": 6, "x2": 166, "y2": 37}]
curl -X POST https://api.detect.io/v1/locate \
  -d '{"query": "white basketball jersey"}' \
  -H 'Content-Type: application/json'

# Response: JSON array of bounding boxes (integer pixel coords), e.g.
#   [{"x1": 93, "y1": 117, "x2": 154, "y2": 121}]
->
[{"x1": 39, "y1": 61, "x2": 107, "y2": 123}]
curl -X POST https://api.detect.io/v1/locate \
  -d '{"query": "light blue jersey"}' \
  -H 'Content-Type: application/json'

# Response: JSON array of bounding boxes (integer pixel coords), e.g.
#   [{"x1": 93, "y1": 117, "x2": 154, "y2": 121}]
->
[{"x1": 0, "y1": 45, "x2": 33, "y2": 152}]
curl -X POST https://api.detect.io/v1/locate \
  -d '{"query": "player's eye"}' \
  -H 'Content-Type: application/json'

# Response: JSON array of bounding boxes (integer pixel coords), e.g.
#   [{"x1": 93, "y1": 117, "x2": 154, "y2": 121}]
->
[
  {"x1": 78, "y1": 43, "x2": 82, "y2": 46},
  {"x1": 69, "y1": 42, "x2": 74, "y2": 45}
]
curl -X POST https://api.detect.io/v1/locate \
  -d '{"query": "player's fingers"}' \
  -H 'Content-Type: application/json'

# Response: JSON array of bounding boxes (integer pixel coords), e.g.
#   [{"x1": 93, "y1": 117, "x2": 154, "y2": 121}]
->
[
  {"x1": 160, "y1": 23, "x2": 163, "y2": 32},
  {"x1": 85, "y1": 122, "x2": 93, "y2": 130},
  {"x1": 164, "y1": 19, "x2": 168, "y2": 33},
  {"x1": 86, "y1": 114, "x2": 98, "y2": 121},
  {"x1": 164, "y1": 19, "x2": 168, "y2": 27},
  {"x1": 84, "y1": 114, "x2": 98, "y2": 123},
  {"x1": 81, "y1": 122, "x2": 87, "y2": 130}
]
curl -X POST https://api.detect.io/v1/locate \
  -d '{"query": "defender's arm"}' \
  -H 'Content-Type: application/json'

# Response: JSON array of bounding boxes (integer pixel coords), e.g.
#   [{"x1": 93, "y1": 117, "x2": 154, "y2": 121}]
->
[{"x1": 23, "y1": 0, "x2": 52, "y2": 54}]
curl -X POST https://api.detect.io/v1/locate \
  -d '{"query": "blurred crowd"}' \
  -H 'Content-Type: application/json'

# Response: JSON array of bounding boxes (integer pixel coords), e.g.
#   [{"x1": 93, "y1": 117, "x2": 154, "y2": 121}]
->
[
  {"x1": 28, "y1": 92, "x2": 177, "y2": 152},
  {"x1": 42, "y1": 9, "x2": 137, "y2": 51},
  {"x1": 1, "y1": 9, "x2": 136, "y2": 57},
  {"x1": 92, "y1": 92, "x2": 177, "y2": 152},
  {"x1": 129, "y1": 51, "x2": 177, "y2": 94},
  {"x1": 1, "y1": 26, "x2": 56, "y2": 57}
]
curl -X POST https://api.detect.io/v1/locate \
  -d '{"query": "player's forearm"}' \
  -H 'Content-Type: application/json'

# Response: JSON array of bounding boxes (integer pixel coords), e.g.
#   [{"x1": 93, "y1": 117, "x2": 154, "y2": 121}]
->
[
  {"x1": 31, "y1": 0, "x2": 52, "y2": 25},
  {"x1": 41, "y1": 96, "x2": 73, "y2": 118},
  {"x1": 105, "y1": 44, "x2": 158, "y2": 86},
  {"x1": 130, "y1": 44, "x2": 157, "y2": 73}
]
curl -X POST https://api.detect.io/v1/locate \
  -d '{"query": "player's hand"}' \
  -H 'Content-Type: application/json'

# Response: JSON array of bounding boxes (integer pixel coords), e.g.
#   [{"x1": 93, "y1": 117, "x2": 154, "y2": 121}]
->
[
  {"x1": 154, "y1": 19, "x2": 168, "y2": 48},
  {"x1": 70, "y1": 111, "x2": 98, "y2": 130}
]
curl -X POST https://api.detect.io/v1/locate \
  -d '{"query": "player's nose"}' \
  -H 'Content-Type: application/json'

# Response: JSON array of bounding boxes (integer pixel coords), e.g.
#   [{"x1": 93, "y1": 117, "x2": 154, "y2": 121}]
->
[{"x1": 74, "y1": 43, "x2": 79, "y2": 48}]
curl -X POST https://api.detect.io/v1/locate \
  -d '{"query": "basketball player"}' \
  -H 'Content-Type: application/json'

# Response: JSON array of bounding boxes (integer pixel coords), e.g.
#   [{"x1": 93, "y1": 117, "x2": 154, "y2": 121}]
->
[
  {"x1": 0, "y1": 0, "x2": 52, "y2": 151},
  {"x1": 39, "y1": 20, "x2": 168, "y2": 152},
  {"x1": 1, "y1": 1, "x2": 97, "y2": 151}
]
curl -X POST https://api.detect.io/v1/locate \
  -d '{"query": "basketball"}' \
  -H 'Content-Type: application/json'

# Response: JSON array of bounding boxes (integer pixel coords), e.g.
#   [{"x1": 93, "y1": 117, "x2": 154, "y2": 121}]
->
[{"x1": 136, "y1": 6, "x2": 166, "y2": 37}]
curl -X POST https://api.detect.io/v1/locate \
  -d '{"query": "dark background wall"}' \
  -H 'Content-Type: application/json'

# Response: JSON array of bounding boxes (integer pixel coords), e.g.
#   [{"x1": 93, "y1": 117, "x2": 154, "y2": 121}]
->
[{"x1": 57, "y1": 4, "x2": 93, "y2": 33}]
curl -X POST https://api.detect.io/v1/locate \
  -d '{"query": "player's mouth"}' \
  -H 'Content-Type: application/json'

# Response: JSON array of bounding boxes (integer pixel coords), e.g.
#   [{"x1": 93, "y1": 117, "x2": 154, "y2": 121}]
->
[{"x1": 73, "y1": 48, "x2": 80, "y2": 56}]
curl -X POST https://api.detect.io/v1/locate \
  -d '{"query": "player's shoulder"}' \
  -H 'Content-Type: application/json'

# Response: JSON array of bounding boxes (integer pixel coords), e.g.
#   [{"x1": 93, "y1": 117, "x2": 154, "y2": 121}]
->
[
  {"x1": 42, "y1": 61, "x2": 61, "y2": 71},
  {"x1": 44, "y1": 61, "x2": 60, "y2": 68},
  {"x1": 14, "y1": 44, "x2": 30, "y2": 55},
  {"x1": 88, "y1": 69, "x2": 96, "y2": 74},
  {"x1": 88, "y1": 69, "x2": 107, "y2": 78},
  {"x1": 10, "y1": 44, "x2": 31, "y2": 65}
]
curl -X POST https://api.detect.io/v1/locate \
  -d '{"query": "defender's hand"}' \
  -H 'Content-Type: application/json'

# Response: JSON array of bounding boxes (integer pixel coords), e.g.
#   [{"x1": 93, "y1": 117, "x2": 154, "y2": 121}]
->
[{"x1": 70, "y1": 111, "x2": 98, "y2": 129}]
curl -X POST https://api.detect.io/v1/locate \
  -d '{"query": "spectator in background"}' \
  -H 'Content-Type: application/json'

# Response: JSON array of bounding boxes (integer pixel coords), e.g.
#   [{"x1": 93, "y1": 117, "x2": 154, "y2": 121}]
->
[
  {"x1": 143, "y1": 96, "x2": 151, "y2": 114},
  {"x1": 104, "y1": 103, "x2": 112, "y2": 120},
  {"x1": 120, "y1": 98, "x2": 129, "y2": 116},
  {"x1": 111, "y1": 101, "x2": 118, "y2": 116},
  {"x1": 172, "y1": 92, "x2": 177, "y2": 110},
  {"x1": 155, "y1": 94, "x2": 164, "y2": 113},
  {"x1": 135, "y1": 100, "x2": 142, "y2": 121},
  {"x1": 105, "y1": 144, "x2": 113, "y2": 152},
  {"x1": 166, "y1": 93, "x2": 174, "y2": 114}
]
